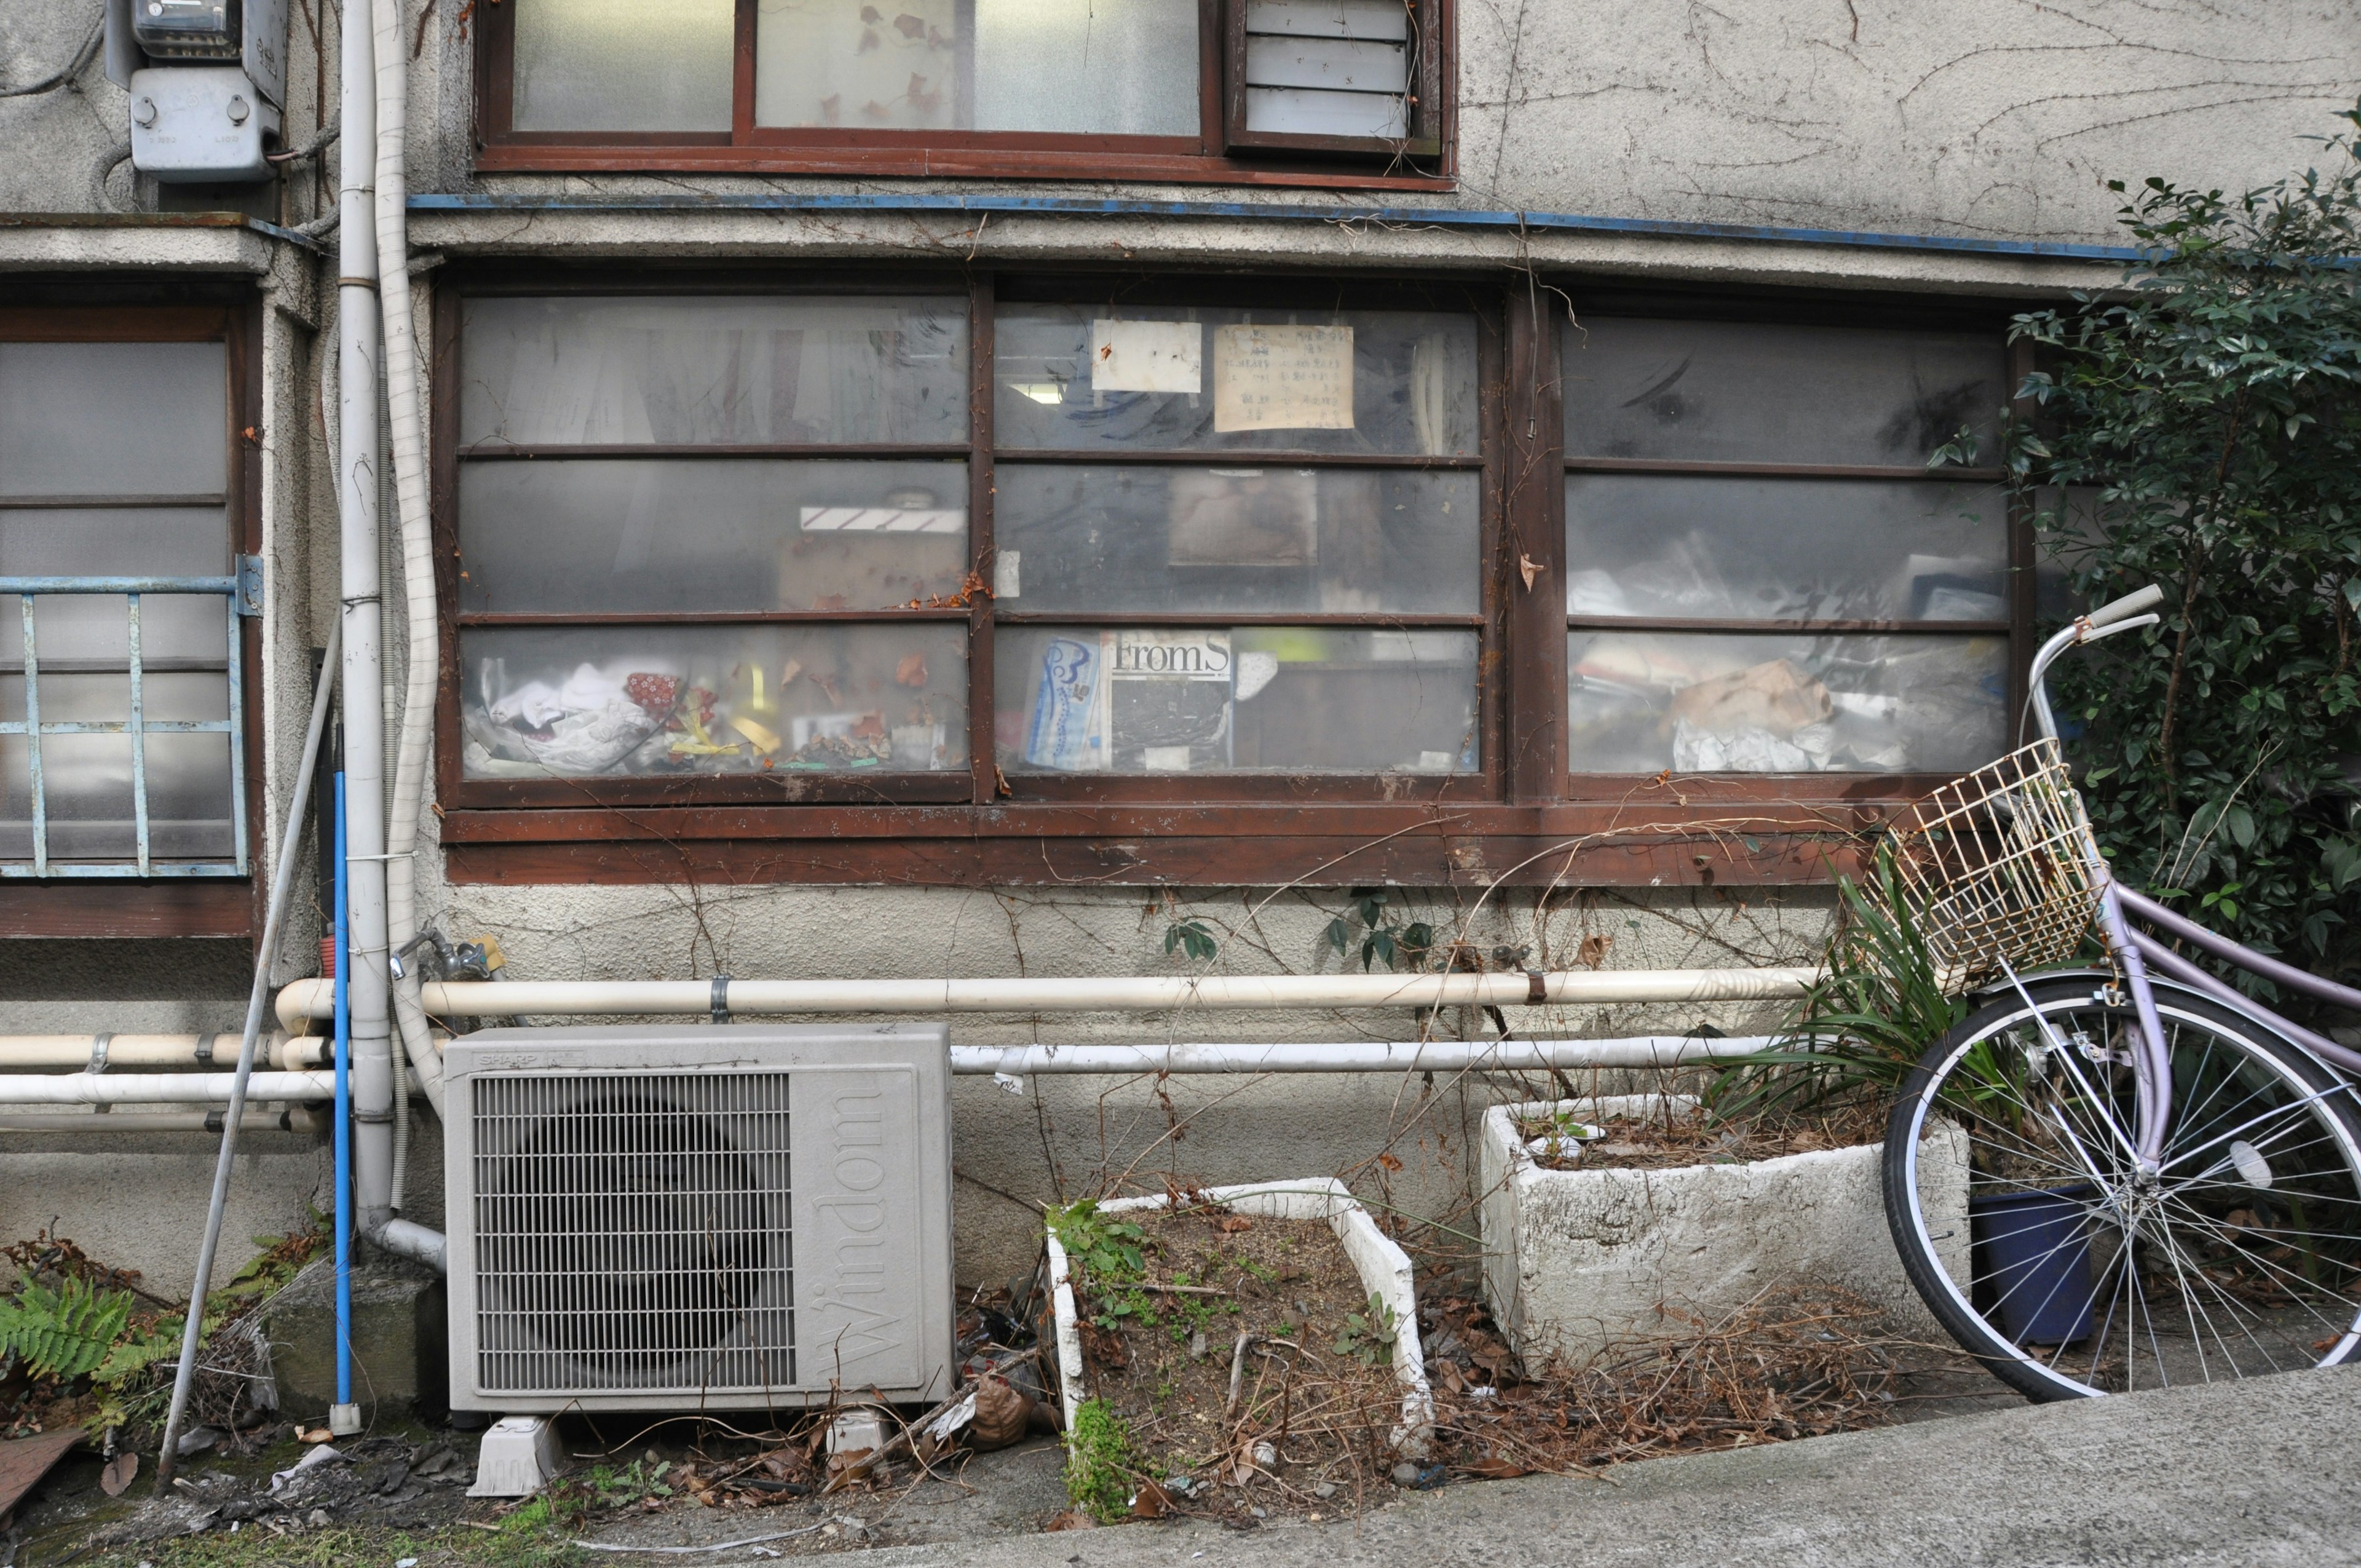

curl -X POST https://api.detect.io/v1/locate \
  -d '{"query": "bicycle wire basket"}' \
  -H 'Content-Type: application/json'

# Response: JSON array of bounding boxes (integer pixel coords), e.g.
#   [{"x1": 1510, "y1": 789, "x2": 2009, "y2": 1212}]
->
[{"x1": 1878, "y1": 738, "x2": 2103, "y2": 997}]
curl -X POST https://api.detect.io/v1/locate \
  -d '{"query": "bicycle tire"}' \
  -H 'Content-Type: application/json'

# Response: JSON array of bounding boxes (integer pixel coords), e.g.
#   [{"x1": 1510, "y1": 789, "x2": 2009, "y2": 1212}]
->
[{"x1": 1884, "y1": 972, "x2": 2361, "y2": 1401}]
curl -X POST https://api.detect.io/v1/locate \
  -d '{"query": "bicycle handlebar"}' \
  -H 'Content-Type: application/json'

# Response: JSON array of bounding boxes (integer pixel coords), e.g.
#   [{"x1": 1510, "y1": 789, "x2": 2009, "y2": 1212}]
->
[{"x1": 2086, "y1": 584, "x2": 2164, "y2": 629}]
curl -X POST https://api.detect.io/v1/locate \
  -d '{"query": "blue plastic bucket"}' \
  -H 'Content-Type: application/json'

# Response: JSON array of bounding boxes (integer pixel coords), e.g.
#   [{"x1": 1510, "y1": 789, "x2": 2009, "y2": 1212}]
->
[{"x1": 1970, "y1": 1184, "x2": 2098, "y2": 1345}]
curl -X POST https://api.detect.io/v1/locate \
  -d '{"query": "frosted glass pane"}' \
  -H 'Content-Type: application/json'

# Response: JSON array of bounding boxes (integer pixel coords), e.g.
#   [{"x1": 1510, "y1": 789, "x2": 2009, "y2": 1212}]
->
[
  {"x1": 1565, "y1": 477, "x2": 2006, "y2": 622},
  {"x1": 754, "y1": 0, "x2": 1198, "y2": 135},
  {"x1": 995, "y1": 464, "x2": 1476, "y2": 615},
  {"x1": 458, "y1": 459, "x2": 970, "y2": 613},
  {"x1": 1, "y1": 675, "x2": 233, "y2": 861},
  {"x1": 1564, "y1": 318, "x2": 2006, "y2": 466},
  {"x1": 972, "y1": 0, "x2": 1197, "y2": 134},
  {"x1": 0, "y1": 343, "x2": 224, "y2": 496},
  {"x1": 461, "y1": 626, "x2": 968, "y2": 778},
  {"x1": 0, "y1": 509, "x2": 232, "y2": 665},
  {"x1": 460, "y1": 296, "x2": 968, "y2": 446},
  {"x1": 512, "y1": 0, "x2": 734, "y2": 132},
  {"x1": 1568, "y1": 632, "x2": 2007, "y2": 774},
  {"x1": 997, "y1": 626, "x2": 1477, "y2": 775}
]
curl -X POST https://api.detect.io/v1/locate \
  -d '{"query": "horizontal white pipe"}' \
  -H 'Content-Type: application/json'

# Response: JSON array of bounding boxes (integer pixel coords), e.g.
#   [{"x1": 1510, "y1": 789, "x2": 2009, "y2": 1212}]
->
[
  {"x1": 949, "y1": 1035, "x2": 1775, "y2": 1077},
  {"x1": 276, "y1": 967, "x2": 1818, "y2": 1028},
  {"x1": 0, "y1": 1071, "x2": 424, "y2": 1106},
  {"x1": 0, "y1": 1110, "x2": 323, "y2": 1134},
  {"x1": 0, "y1": 1034, "x2": 297, "y2": 1071}
]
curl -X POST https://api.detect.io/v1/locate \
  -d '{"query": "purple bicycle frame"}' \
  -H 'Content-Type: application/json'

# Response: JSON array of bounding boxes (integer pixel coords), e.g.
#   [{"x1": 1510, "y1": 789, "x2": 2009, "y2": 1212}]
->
[{"x1": 2028, "y1": 590, "x2": 2361, "y2": 1168}]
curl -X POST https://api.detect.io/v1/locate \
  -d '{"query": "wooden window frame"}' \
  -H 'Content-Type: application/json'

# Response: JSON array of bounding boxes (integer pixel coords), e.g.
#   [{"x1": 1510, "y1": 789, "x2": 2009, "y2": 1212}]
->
[
  {"x1": 1223, "y1": 0, "x2": 1444, "y2": 160},
  {"x1": 433, "y1": 269, "x2": 2030, "y2": 889},
  {"x1": 0, "y1": 298, "x2": 262, "y2": 940},
  {"x1": 473, "y1": 0, "x2": 1455, "y2": 190}
]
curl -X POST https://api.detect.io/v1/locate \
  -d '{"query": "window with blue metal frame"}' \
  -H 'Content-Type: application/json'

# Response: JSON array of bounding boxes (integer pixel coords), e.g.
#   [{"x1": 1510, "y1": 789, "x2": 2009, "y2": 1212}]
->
[{"x1": 0, "y1": 335, "x2": 253, "y2": 877}]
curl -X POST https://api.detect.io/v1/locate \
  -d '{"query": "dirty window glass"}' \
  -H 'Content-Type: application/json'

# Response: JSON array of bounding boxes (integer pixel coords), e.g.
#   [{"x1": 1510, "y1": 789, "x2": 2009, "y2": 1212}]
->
[
  {"x1": 995, "y1": 465, "x2": 1476, "y2": 616},
  {"x1": 755, "y1": 0, "x2": 1200, "y2": 136},
  {"x1": 997, "y1": 626, "x2": 1477, "y2": 775},
  {"x1": 461, "y1": 626, "x2": 969, "y2": 779},
  {"x1": 0, "y1": 339, "x2": 235, "y2": 868},
  {"x1": 1565, "y1": 476, "x2": 2007, "y2": 623},
  {"x1": 1562, "y1": 318, "x2": 2006, "y2": 467},
  {"x1": 994, "y1": 305, "x2": 1479, "y2": 456},
  {"x1": 1568, "y1": 632, "x2": 2007, "y2": 775},
  {"x1": 460, "y1": 296, "x2": 969, "y2": 448},
  {"x1": 457, "y1": 459, "x2": 970, "y2": 614},
  {"x1": 0, "y1": 342, "x2": 224, "y2": 496},
  {"x1": 512, "y1": 0, "x2": 735, "y2": 132}
]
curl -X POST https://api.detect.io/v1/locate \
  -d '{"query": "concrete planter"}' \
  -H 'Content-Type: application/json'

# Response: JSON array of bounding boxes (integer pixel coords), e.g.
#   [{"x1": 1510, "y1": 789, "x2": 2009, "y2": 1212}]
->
[
  {"x1": 1046, "y1": 1178, "x2": 1433, "y2": 1455},
  {"x1": 1480, "y1": 1096, "x2": 1969, "y2": 1367}
]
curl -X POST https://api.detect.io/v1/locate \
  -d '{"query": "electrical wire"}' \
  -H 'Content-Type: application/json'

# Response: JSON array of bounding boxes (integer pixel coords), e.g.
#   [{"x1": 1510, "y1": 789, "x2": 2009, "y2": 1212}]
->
[{"x1": 0, "y1": 10, "x2": 102, "y2": 98}]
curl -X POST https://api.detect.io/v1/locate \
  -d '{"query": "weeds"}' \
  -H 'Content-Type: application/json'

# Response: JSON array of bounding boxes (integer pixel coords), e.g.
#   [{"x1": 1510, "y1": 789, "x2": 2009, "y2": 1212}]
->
[
  {"x1": 1707, "y1": 845, "x2": 1968, "y2": 1124},
  {"x1": 1064, "y1": 1397, "x2": 1144, "y2": 1522}
]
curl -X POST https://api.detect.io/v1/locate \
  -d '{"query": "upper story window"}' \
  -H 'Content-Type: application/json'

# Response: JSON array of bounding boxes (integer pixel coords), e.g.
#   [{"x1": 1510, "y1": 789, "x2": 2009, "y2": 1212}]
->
[
  {"x1": 481, "y1": 1, "x2": 1451, "y2": 186},
  {"x1": 1, "y1": 306, "x2": 255, "y2": 914}
]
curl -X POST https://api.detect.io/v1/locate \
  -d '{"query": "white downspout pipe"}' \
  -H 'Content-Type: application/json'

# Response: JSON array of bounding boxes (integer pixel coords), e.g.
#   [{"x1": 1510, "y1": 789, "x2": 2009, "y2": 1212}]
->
[
  {"x1": 276, "y1": 966, "x2": 1820, "y2": 1028},
  {"x1": 336, "y1": 0, "x2": 398, "y2": 1243},
  {"x1": 371, "y1": 0, "x2": 448, "y2": 1171}
]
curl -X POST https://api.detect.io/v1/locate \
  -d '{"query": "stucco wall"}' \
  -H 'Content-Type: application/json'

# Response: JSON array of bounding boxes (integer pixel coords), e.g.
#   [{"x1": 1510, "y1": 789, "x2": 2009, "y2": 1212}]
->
[{"x1": 5, "y1": 0, "x2": 2360, "y2": 1296}]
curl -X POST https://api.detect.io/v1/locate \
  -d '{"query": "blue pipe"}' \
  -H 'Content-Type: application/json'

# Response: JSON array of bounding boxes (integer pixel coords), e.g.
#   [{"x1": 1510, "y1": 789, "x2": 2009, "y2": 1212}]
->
[
  {"x1": 332, "y1": 772, "x2": 353, "y2": 1416},
  {"x1": 409, "y1": 191, "x2": 2144, "y2": 263}
]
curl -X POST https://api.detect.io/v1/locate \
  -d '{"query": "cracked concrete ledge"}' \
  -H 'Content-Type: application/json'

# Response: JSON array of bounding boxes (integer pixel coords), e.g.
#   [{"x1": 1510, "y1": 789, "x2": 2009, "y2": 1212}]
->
[
  {"x1": 856, "y1": 1362, "x2": 2361, "y2": 1567},
  {"x1": 402, "y1": 208, "x2": 2124, "y2": 299}
]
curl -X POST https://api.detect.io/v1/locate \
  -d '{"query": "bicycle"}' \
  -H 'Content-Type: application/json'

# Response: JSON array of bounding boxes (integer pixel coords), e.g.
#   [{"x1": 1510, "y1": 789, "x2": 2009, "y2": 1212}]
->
[{"x1": 1880, "y1": 584, "x2": 2361, "y2": 1401}]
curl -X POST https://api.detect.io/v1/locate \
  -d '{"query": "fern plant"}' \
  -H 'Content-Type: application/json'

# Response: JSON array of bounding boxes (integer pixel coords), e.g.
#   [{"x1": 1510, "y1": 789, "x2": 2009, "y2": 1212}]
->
[{"x1": 0, "y1": 1271, "x2": 132, "y2": 1382}]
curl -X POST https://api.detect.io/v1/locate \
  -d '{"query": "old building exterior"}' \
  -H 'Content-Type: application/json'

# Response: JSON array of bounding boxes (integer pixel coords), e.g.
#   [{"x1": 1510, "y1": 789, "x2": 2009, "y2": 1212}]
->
[{"x1": 3, "y1": 0, "x2": 2359, "y2": 1296}]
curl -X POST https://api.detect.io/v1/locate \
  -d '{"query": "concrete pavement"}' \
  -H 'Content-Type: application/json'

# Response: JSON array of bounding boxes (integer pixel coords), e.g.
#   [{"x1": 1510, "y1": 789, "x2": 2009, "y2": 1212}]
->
[{"x1": 863, "y1": 1363, "x2": 2361, "y2": 1567}]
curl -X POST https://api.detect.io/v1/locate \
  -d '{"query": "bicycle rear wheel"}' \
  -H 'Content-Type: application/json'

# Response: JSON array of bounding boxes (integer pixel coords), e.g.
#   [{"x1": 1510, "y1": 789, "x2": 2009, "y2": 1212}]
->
[{"x1": 1884, "y1": 972, "x2": 2361, "y2": 1401}]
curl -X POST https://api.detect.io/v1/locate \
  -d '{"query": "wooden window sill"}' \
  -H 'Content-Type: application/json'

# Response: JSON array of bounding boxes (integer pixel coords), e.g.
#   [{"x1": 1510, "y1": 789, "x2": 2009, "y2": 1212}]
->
[{"x1": 471, "y1": 141, "x2": 1455, "y2": 191}]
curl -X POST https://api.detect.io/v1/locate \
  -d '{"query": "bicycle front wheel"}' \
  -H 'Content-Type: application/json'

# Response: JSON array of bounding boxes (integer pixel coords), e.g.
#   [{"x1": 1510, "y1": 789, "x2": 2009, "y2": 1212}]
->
[{"x1": 1884, "y1": 973, "x2": 2361, "y2": 1401}]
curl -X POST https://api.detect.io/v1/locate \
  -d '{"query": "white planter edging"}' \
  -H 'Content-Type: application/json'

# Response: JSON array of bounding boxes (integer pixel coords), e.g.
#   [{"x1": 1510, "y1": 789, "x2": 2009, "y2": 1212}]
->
[
  {"x1": 1046, "y1": 1178, "x2": 1433, "y2": 1456},
  {"x1": 1479, "y1": 1096, "x2": 1969, "y2": 1366}
]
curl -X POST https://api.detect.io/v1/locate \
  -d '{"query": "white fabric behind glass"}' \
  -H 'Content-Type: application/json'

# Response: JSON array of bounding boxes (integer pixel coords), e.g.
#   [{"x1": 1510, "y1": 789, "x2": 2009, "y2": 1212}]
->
[
  {"x1": 754, "y1": 0, "x2": 1197, "y2": 134},
  {"x1": 0, "y1": 342, "x2": 224, "y2": 496},
  {"x1": 513, "y1": 0, "x2": 734, "y2": 132}
]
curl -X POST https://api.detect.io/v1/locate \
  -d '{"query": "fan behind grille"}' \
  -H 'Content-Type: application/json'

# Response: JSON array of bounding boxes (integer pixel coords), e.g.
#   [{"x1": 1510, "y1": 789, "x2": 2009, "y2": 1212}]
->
[{"x1": 471, "y1": 1072, "x2": 795, "y2": 1394}]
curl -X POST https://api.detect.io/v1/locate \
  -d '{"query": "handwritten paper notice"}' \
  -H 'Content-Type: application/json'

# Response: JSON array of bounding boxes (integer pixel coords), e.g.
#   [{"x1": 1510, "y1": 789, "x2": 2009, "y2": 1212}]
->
[
  {"x1": 1091, "y1": 319, "x2": 1203, "y2": 394},
  {"x1": 1213, "y1": 325, "x2": 1355, "y2": 432}
]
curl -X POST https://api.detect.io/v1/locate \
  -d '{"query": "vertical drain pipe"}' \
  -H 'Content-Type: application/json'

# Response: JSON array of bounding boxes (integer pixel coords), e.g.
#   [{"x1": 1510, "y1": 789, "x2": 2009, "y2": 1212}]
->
[
  {"x1": 330, "y1": 774, "x2": 358, "y2": 1437},
  {"x1": 336, "y1": 0, "x2": 398, "y2": 1240}
]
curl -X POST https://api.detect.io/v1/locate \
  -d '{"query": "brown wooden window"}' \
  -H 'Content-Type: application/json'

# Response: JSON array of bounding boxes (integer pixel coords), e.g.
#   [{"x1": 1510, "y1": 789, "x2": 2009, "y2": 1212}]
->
[
  {"x1": 1559, "y1": 310, "x2": 2017, "y2": 791},
  {"x1": 0, "y1": 303, "x2": 260, "y2": 938},
  {"x1": 436, "y1": 275, "x2": 2030, "y2": 888},
  {"x1": 475, "y1": 0, "x2": 1454, "y2": 187}
]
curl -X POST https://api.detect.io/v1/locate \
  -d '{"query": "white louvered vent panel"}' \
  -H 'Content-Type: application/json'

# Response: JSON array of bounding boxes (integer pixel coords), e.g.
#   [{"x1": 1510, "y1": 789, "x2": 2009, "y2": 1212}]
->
[
  {"x1": 1244, "y1": 0, "x2": 1410, "y2": 140},
  {"x1": 471, "y1": 1071, "x2": 796, "y2": 1395}
]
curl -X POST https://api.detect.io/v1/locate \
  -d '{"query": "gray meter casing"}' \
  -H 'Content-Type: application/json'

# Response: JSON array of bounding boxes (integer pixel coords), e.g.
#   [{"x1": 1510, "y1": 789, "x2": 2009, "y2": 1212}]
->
[{"x1": 108, "y1": 0, "x2": 288, "y2": 183}]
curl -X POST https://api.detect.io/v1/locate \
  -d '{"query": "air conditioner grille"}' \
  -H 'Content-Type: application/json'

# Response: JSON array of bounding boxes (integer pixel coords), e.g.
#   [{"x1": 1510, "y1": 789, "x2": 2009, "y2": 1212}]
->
[{"x1": 472, "y1": 1072, "x2": 795, "y2": 1394}]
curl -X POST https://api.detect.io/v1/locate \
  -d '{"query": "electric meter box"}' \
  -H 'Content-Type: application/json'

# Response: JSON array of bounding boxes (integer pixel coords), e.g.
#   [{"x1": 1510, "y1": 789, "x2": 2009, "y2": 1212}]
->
[
  {"x1": 107, "y1": 0, "x2": 288, "y2": 112},
  {"x1": 133, "y1": 0, "x2": 243, "y2": 58},
  {"x1": 129, "y1": 66, "x2": 275, "y2": 184}
]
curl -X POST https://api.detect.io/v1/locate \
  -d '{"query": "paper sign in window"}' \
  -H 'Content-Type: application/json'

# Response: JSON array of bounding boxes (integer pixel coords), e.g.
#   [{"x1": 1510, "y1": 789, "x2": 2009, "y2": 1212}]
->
[
  {"x1": 1090, "y1": 319, "x2": 1203, "y2": 394},
  {"x1": 1213, "y1": 325, "x2": 1354, "y2": 432}
]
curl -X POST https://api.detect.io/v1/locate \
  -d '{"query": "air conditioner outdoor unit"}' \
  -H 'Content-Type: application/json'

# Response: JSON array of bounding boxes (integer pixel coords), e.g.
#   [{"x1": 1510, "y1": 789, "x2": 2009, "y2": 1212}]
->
[{"x1": 442, "y1": 1023, "x2": 953, "y2": 1414}]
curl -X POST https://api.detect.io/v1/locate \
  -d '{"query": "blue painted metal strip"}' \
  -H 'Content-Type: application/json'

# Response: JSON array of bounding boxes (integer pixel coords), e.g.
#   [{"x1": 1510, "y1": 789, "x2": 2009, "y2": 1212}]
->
[
  {"x1": 0, "y1": 576, "x2": 240, "y2": 596},
  {"x1": 224, "y1": 593, "x2": 248, "y2": 876},
  {"x1": 19, "y1": 598, "x2": 44, "y2": 877},
  {"x1": 408, "y1": 191, "x2": 2146, "y2": 263},
  {"x1": 0, "y1": 862, "x2": 245, "y2": 879},
  {"x1": 127, "y1": 593, "x2": 149, "y2": 876}
]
